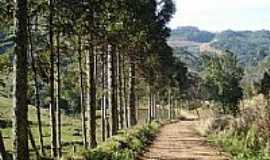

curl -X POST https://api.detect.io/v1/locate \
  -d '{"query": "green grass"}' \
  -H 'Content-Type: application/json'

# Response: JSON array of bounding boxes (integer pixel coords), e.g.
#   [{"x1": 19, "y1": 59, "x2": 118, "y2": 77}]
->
[
  {"x1": 63, "y1": 121, "x2": 160, "y2": 160},
  {"x1": 0, "y1": 97, "x2": 102, "y2": 157},
  {"x1": 0, "y1": 97, "x2": 153, "y2": 159},
  {"x1": 0, "y1": 97, "x2": 161, "y2": 159},
  {"x1": 209, "y1": 129, "x2": 270, "y2": 160}
]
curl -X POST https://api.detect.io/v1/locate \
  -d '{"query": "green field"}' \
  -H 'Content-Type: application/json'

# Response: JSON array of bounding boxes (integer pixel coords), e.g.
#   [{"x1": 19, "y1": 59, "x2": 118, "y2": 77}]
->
[
  {"x1": 0, "y1": 96, "x2": 171, "y2": 159},
  {"x1": 0, "y1": 97, "x2": 104, "y2": 156},
  {"x1": 0, "y1": 97, "x2": 153, "y2": 156}
]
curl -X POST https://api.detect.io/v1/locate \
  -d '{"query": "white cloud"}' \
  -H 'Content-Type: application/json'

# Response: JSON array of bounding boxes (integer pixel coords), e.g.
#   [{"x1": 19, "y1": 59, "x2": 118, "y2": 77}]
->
[
  {"x1": 178, "y1": 0, "x2": 270, "y2": 12},
  {"x1": 169, "y1": 0, "x2": 270, "y2": 31}
]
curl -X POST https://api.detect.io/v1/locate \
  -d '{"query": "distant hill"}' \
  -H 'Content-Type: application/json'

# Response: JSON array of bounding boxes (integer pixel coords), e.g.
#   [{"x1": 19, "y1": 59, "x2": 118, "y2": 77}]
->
[
  {"x1": 168, "y1": 26, "x2": 270, "y2": 72},
  {"x1": 168, "y1": 27, "x2": 270, "y2": 67},
  {"x1": 211, "y1": 30, "x2": 270, "y2": 66},
  {"x1": 169, "y1": 26, "x2": 215, "y2": 43}
]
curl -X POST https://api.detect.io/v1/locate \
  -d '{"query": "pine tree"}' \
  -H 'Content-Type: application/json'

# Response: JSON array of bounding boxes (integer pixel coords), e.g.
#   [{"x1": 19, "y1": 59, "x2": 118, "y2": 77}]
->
[
  {"x1": 77, "y1": 35, "x2": 87, "y2": 147},
  {"x1": 13, "y1": 0, "x2": 29, "y2": 159},
  {"x1": 56, "y1": 32, "x2": 62, "y2": 157},
  {"x1": 48, "y1": 0, "x2": 57, "y2": 156},
  {"x1": 28, "y1": 19, "x2": 45, "y2": 155}
]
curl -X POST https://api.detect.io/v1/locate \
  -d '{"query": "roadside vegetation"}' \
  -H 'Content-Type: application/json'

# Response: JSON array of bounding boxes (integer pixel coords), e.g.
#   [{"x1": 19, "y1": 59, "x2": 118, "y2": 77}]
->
[
  {"x1": 195, "y1": 95, "x2": 270, "y2": 160},
  {"x1": 63, "y1": 122, "x2": 160, "y2": 160},
  {"x1": 189, "y1": 50, "x2": 270, "y2": 160}
]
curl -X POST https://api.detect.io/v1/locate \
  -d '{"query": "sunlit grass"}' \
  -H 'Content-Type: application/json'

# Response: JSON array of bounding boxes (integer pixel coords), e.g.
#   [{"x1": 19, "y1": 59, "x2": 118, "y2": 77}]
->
[
  {"x1": 0, "y1": 96, "x2": 162, "y2": 158},
  {"x1": 0, "y1": 97, "x2": 99, "y2": 156}
]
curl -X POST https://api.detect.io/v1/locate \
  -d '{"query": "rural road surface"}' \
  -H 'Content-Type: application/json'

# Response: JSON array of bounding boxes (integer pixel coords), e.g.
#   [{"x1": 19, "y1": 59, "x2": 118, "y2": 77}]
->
[{"x1": 138, "y1": 118, "x2": 230, "y2": 160}]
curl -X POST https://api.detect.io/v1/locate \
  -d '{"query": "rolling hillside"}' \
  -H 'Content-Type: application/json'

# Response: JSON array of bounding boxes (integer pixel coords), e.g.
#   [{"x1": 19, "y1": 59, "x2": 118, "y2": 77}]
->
[{"x1": 168, "y1": 26, "x2": 270, "y2": 78}]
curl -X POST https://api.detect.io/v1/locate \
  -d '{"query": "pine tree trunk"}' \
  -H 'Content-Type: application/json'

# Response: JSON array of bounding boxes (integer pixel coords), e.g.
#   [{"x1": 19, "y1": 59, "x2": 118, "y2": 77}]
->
[
  {"x1": 101, "y1": 49, "x2": 106, "y2": 141},
  {"x1": 56, "y1": 32, "x2": 62, "y2": 157},
  {"x1": 171, "y1": 95, "x2": 175, "y2": 119},
  {"x1": 107, "y1": 45, "x2": 112, "y2": 136},
  {"x1": 32, "y1": 51, "x2": 45, "y2": 157},
  {"x1": 13, "y1": 0, "x2": 29, "y2": 159},
  {"x1": 168, "y1": 89, "x2": 172, "y2": 119},
  {"x1": 86, "y1": 42, "x2": 91, "y2": 145},
  {"x1": 153, "y1": 94, "x2": 156, "y2": 119},
  {"x1": 101, "y1": 98, "x2": 106, "y2": 141},
  {"x1": 89, "y1": 43, "x2": 97, "y2": 148},
  {"x1": 136, "y1": 96, "x2": 139, "y2": 122},
  {"x1": 28, "y1": 128, "x2": 40, "y2": 160},
  {"x1": 156, "y1": 95, "x2": 159, "y2": 120},
  {"x1": 115, "y1": 51, "x2": 119, "y2": 129},
  {"x1": 156, "y1": 92, "x2": 160, "y2": 120},
  {"x1": 175, "y1": 99, "x2": 178, "y2": 116},
  {"x1": 161, "y1": 100, "x2": 165, "y2": 120},
  {"x1": 129, "y1": 56, "x2": 137, "y2": 126},
  {"x1": 122, "y1": 56, "x2": 129, "y2": 128},
  {"x1": 151, "y1": 93, "x2": 154, "y2": 120},
  {"x1": 28, "y1": 18, "x2": 45, "y2": 156},
  {"x1": 49, "y1": 0, "x2": 57, "y2": 157},
  {"x1": 78, "y1": 35, "x2": 87, "y2": 148},
  {"x1": 105, "y1": 47, "x2": 110, "y2": 138},
  {"x1": 118, "y1": 52, "x2": 124, "y2": 129},
  {"x1": 108, "y1": 44, "x2": 118, "y2": 136},
  {"x1": 148, "y1": 87, "x2": 152, "y2": 123},
  {"x1": 0, "y1": 131, "x2": 6, "y2": 160}
]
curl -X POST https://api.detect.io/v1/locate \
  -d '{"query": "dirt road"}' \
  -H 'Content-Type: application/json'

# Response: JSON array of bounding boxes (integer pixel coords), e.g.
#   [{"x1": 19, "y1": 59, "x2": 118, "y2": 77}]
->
[{"x1": 138, "y1": 119, "x2": 230, "y2": 160}]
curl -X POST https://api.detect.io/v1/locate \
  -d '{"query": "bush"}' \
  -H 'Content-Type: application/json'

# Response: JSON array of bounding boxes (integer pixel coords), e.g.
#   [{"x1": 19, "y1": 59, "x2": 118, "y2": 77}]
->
[
  {"x1": 207, "y1": 96, "x2": 270, "y2": 159},
  {"x1": 210, "y1": 129, "x2": 269, "y2": 160},
  {"x1": 63, "y1": 121, "x2": 160, "y2": 160}
]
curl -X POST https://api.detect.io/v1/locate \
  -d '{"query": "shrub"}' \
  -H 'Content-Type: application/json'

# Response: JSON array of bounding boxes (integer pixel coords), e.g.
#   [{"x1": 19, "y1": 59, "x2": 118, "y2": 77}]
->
[
  {"x1": 207, "y1": 96, "x2": 270, "y2": 159},
  {"x1": 63, "y1": 121, "x2": 160, "y2": 160},
  {"x1": 210, "y1": 129, "x2": 269, "y2": 160}
]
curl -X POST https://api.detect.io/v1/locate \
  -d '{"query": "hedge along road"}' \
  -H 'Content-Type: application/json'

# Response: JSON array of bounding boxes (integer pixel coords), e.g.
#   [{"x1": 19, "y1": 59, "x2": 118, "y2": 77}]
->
[{"x1": 138, "y1": 117, "x2": 230, "y2": 160}]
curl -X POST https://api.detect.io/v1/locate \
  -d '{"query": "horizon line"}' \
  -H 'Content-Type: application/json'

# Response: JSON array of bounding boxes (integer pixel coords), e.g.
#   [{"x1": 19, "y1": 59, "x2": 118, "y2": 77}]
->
[{"x1": 169, "y1": 25, "x2": 270, "y2": 32}]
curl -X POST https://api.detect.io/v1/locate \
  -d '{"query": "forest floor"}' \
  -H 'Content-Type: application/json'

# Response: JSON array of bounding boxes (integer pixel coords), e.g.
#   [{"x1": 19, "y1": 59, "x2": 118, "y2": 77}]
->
[{"x1": 138, "y1": 116, "x2": 231, "y2": 160}]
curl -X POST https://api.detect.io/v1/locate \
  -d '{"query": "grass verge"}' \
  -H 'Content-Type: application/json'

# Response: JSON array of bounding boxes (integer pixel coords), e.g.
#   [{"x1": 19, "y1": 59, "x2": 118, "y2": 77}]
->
[
  {"x1": 63, "y1": 121, "x2": 160, "y2": 160},
  {"x1": 209, "y1": 129, "x2": 270, "y2": 160}
]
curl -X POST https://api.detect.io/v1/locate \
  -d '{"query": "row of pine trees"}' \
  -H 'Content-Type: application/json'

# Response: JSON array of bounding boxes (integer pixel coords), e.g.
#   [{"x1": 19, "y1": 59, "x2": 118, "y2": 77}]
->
[{"x1": 0, "y1": 0, "x2": 189, "y2": 159}]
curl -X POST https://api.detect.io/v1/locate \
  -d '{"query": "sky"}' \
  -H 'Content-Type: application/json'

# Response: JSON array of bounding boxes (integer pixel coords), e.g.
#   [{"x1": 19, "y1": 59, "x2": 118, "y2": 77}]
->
[{"x1": 168, "y1": 0, "x2": 270, "y2": 31}]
